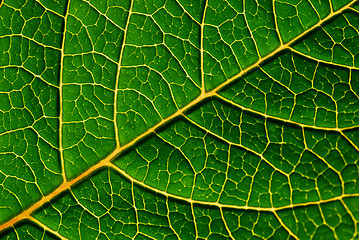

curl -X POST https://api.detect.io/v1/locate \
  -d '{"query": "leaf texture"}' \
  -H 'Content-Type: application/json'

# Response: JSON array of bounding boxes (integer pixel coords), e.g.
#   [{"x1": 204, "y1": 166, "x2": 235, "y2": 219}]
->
[{"x1": 0, "y1": 0, "x2": 359, "y2": 239}]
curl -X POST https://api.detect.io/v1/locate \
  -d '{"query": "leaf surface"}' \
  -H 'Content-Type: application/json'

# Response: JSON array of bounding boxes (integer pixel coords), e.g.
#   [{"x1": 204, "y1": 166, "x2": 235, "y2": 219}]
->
[{"x1": 0, "y1": 0, "x2": 359, "y2": 239}]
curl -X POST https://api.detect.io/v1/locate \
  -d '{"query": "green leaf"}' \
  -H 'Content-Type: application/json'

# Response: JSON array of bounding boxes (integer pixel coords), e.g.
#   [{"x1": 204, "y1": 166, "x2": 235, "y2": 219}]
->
[{"x1": 1, "y1": 0, "x2": 359, "y2": 239}]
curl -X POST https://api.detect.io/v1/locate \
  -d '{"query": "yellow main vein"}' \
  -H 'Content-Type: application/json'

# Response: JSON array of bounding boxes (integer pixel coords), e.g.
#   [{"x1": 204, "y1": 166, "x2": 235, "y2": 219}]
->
[
  {"x1": 113, "y1": 0, "x2": 134, "y2": 148},
  {"x1": 200, "y1": 0, "x2": 209, "y2": 93},
  {"x1": 59, "y1": 0, "x2": 71, "y2": 183}
]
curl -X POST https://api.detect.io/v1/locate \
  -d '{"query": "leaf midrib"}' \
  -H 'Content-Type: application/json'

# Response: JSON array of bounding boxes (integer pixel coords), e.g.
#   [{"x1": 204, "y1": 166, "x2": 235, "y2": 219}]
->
[{"x1": 0, "y1": 0, "x2": 356, "y2": 232}]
